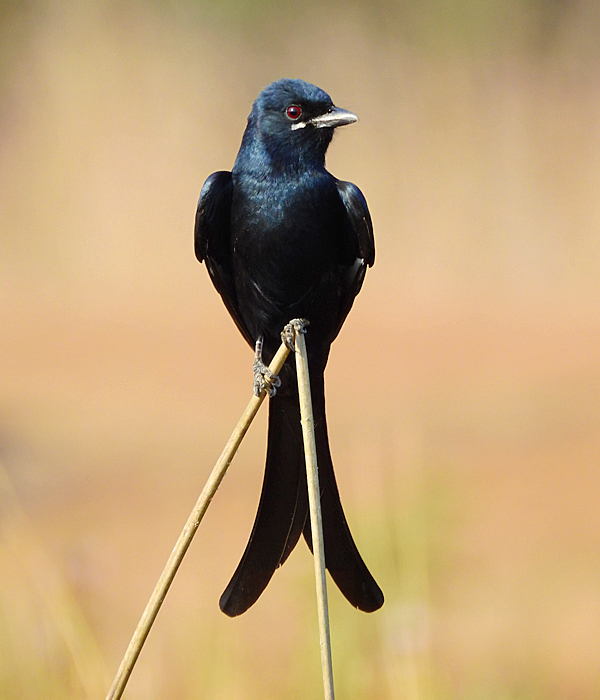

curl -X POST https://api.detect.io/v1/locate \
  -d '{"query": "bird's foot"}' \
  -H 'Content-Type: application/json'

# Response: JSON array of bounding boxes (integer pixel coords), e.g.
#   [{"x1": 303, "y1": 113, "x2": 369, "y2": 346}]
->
[
  {"x1": 281, "y1": 318, "x2": 309, "y2": 351},
  {"x1": 253, "y1": 360, "x2": 280, "y2": 397},
  {"x1": 253, "y1": 337, "x2": 281, "y2": 397}
]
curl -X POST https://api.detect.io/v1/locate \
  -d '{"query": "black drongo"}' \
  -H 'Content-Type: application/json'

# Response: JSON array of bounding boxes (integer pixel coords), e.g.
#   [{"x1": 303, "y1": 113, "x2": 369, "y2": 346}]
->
[{"x1": 195, "y1": 79, "x2": 383, "y2": 616}]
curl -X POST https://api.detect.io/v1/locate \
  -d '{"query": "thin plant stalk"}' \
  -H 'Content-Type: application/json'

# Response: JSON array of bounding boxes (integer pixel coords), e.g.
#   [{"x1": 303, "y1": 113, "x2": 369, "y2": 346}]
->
[
  {"x1": 294, "y1": 326, "x2": 335, "y2": 700},
  {"x1": 105, "y1": 341, "x2": 291, "y2": 700}
]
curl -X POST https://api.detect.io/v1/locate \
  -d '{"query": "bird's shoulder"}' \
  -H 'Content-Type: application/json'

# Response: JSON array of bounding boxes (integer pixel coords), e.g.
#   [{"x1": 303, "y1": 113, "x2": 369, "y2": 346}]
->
[
  {"x1": 335, "y1": 180, "x2": 375, "y2": 267},
  {"x1": 194, "y1": 170, "x2": 233, "y2": 263}
]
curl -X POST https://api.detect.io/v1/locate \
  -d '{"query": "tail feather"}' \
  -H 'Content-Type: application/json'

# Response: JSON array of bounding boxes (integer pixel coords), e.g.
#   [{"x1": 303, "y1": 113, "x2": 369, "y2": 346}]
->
[
  {"x1": 219, "y1": 390, "x2": 306, "y2": 617},
  {"x1": 304, "y1": 374, "x2": 384, "y2": 612},
  {"x1": 219, "y1": 372, "x2": 383, "y2": 616},
  {"x1": 279, "y1": 459, "x2": 308, "y2": 566}
]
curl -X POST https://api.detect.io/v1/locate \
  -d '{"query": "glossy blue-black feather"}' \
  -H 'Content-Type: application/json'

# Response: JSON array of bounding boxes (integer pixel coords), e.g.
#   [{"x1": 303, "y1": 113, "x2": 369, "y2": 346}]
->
[{"x1": 195, "y1": 79, "x2": 383, "y2": 616}]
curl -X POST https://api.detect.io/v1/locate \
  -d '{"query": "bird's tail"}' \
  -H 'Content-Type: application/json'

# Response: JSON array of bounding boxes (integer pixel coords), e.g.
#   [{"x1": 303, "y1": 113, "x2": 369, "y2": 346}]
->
[
  {"x1": 219, "y1": 386, "x2": 307, "y2": 617},
  {"x1": 305, "y1": 373, "x2": 384, "y2": 613},
  {"x1": 219, "y1": 373, "x2": 383, "y2": 617}
]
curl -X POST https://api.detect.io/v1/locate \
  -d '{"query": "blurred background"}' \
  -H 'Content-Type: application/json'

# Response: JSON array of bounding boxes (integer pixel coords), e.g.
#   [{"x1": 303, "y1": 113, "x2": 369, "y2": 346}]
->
[{"x1": 1, "y1": 0, "x2": 600, "y2": 698}]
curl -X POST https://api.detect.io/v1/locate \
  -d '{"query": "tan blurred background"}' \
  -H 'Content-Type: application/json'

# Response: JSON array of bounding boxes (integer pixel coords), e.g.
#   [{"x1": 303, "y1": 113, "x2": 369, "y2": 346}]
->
[{"x1": 1, "y1": 1, "x2": 600, "y2": 698}]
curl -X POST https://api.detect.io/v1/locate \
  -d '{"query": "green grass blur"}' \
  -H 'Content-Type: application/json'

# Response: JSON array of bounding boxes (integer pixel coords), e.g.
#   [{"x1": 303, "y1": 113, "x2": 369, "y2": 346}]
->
[{"x1": 1, "y1": 1, "x2": 600, "y2": 698}]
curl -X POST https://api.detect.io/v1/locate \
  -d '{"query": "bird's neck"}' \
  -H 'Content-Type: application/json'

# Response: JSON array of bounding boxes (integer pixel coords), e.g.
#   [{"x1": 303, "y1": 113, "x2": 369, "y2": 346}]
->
[{"x1": 234, "y1": 131, "x2": 327, "y2": 178}]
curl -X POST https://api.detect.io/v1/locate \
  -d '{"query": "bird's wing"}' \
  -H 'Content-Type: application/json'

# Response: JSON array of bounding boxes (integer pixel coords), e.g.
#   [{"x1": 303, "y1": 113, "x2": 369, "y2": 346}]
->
[
  {"x1": 195, "y1": 171, "x2": 254, "y2": 347},
  {"x1": 332, "y1": 180, "x2": 375, "y2": 340}
]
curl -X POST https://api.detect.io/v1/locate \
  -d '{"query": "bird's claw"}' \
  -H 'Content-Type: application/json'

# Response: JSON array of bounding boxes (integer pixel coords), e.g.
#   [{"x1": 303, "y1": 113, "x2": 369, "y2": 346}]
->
[
  {"x1": 253, "y1": 358, "x2": 281, "y2": 397},
  {"x1": 281, "y1": 318, "x2": 309, "y2": 351},
  {"x1": 252, "y1": 320, "x2": 308, "y2": 396},
  {"x1": 253, "y1": 336, "x2": 281, "y2": 397}
]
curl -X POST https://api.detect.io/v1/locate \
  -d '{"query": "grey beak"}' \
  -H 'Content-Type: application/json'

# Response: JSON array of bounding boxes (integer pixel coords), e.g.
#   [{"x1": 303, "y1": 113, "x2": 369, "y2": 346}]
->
[
  {"x1": 291, "y1": 106, "x2": 359, "y2": 131},
  {"x1": 309, "y1": 106, "x2": 359, "y2": 129}
]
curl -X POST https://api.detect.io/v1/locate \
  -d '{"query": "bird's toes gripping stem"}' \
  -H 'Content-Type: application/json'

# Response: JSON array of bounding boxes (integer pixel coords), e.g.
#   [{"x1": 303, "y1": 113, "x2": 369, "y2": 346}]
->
[
  {"x1": 253, "y1": 337, "x2": 281, "y2": 397},
  {"x1": 281, "y1": 318, "x2": 309, "y2": 352}
]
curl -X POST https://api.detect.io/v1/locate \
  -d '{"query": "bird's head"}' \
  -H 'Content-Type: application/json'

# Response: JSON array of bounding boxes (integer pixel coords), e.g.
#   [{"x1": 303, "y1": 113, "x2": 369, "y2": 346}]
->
[{"x1": 237, "y1": 79, "x2": 358, "y2": 173}]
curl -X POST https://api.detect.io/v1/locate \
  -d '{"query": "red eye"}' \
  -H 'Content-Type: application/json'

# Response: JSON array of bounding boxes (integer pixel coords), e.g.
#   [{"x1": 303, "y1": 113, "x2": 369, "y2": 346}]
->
[{"x1": 286, "y1": 104, "x2": 302, "y2": 120}]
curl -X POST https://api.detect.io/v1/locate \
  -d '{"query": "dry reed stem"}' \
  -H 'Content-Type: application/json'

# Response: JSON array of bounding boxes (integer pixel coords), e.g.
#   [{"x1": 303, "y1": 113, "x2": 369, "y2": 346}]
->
[
  {"x1": 294, "y1": 324, "x2": 335, "y2": 700},
  {"x1": 105, "y1": 341, "x2": 291, "y2": 700}
]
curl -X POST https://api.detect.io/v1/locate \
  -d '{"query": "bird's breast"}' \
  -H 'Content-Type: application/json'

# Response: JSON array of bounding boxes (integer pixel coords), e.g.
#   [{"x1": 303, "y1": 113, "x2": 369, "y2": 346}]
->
[{"x1": 232, "y1": 175, "x2": 340, "y2": 293}]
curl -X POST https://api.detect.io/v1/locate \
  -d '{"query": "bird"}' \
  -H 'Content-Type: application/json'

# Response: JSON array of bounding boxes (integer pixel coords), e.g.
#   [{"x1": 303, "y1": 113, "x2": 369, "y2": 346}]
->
[{"x1": 195, "y1": 78, "x2": 383, "y2": 617}]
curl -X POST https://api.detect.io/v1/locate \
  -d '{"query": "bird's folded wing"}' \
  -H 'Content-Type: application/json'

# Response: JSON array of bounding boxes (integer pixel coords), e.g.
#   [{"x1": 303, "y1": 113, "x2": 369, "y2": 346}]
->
[{"x1": 195, "y1": 171, "x2": 254, "y2": 348}]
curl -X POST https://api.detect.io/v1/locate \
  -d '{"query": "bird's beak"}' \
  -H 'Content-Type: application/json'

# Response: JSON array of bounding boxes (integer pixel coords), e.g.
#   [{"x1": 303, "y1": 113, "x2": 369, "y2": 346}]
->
[
  {"x1": 310, "y1": 106, "x2": 359, "y2": 129},
  {"x1": 291, "y1": 106, "x2": 359, "y2": 131}
]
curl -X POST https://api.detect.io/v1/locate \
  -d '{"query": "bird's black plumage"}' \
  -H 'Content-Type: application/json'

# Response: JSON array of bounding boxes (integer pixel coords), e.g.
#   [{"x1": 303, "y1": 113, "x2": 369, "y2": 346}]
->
[{"x1": 195, "y1": 78, "x2": 383, "y2": 616}]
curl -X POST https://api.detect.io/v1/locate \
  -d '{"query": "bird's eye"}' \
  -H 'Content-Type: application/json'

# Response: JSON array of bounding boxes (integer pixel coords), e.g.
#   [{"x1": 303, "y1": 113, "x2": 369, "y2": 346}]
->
[{"x1": 286, "y1": 105, "x2": 302, "y2": 120}]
